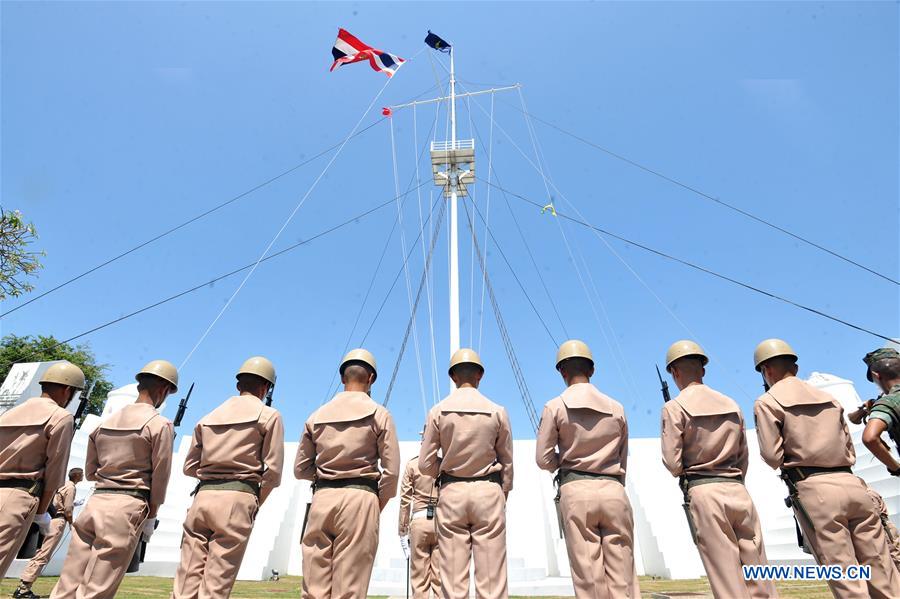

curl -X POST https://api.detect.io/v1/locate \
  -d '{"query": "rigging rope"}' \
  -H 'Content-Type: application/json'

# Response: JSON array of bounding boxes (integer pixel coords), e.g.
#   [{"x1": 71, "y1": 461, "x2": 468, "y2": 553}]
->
[
  {"x1": 507, "y1": 103, "x2": 900, "y2": 287},
  {"x1": 1, "y1": 79, "x2": 449, "y2": 319},
  {"x1": 462, "y1": 199, "x2": 540, "y2": 434},
  {"x1": 477, "y1": 177, "x2": 896, "y2": 343},
  {"x1": 465, "y1": 195, "x2": 558, "y2": 347},
  {"x1": 321, "y1": 192, "x2": 444, "y2": 406},
  {"x1": 389, "y1": 116, "x2": 429, "y2": 417},
  {"x1": 470, "y1": 89, "x2": 755, "y2": 399},
  {"x1": 322, "y1": 100, "x2": 445, "y2": 404},
  {"x1": 412, "y1": 103, "x2": 441, "y2": 406},
  {"x1": 383, "y1": 197, "x2": 448, "y2": 408},
  {"x1": 1, "y1": 183, "x2": 429, "y2": 371},
  {"x1": 178, "y1": 66, "x2": 409, "y2": 369},
  {"x1": 455, "y1": 82, "x2": 570, "y2": 343},
  {"x1": 517, "y1": 89, "x2": 646, "y2": 407},
  {"x1": 477, "y1": 92, "x2": 496, "y2": 352}
]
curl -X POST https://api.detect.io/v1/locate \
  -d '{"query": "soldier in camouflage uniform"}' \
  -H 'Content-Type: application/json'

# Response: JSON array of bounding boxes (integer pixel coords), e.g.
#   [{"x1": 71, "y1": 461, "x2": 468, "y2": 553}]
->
[{"x1": 861, "y1": 348, "x2": 900, "y2": 477}]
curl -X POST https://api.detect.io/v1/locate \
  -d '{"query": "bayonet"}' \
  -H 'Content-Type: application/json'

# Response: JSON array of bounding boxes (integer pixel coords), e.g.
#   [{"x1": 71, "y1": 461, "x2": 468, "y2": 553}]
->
[
  {"x1": 74, "y1": 381, "x2": 96, "y2": 429},
  {"x1": 265, "y1": 386, "x2": 274, "y2": 407},
  {"x1": 173, "y1": 383, "x2": 194, "y2": 428},
  {"x1": 655, "y1": 365, "x2": 671, "y2": 403}
]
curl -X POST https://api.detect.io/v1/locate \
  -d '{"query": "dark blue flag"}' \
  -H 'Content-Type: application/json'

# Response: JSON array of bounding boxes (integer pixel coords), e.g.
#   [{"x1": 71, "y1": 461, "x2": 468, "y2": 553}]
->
[{"x1": 425, "y1": 30, "x2": 451, "y2": 53}]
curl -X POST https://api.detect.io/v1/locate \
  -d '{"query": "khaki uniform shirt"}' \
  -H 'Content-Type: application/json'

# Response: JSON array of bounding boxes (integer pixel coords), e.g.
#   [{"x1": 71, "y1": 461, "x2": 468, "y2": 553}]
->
[
  {"x1": 753, "y1": 375, "x2": 855, "y2": 470},
  {"x1": 535, "y1": 383, "x2": 628, "y2": 476},
  {"x1": 294, "y1": 391, "x2": 400, "y2": 509},
  {"x1": 0, "y1": 396, "x2": 75, "y2": 512},
  {"x1": 419, "y1": 387, "x2": 514, "y2": 495},
  {"x1": 661, "y1": 383, "x2": 748, "y2": 478},
  {"x1": 184, "y1": 395, "x2": 284, "y2": 504},
  {"x1": 87, "y1": 402, "x2": 174, "y2": 517},
  {"x1": 52, "y1": 480, "x2": 77, "y2": 521},
  {"x1": 398, "y1": 457, "x2": 437, "y2": 535}
]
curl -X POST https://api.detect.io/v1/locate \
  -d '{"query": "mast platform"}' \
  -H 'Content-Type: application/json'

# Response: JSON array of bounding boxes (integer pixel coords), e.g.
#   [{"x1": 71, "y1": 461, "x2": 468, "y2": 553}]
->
[{"x1": 430, "y1": 139, "x2": 475, "y2": 197}]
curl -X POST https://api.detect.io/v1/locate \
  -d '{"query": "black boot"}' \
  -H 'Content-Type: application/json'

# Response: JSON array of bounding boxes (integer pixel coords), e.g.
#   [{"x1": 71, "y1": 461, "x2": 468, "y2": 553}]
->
[{"x1": 11, "y1": 582, "x2": 38, "y2": 599}]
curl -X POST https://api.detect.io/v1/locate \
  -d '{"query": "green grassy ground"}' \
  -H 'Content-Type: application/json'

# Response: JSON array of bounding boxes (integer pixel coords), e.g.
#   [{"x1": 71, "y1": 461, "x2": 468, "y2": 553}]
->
[{"x1": 1, "y1": 575, "x2": 833, "y2": 598}]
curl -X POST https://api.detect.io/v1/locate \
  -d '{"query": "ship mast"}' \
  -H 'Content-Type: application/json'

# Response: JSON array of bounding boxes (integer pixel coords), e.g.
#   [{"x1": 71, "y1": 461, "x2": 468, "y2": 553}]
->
[
  {"x1": 428, "y1": 49, "x2": 475, "y2": 362},
  {"x1": 390, "y1": 50, "x2": 519, "y2": 375},
  {"x1": 447, "y1": 49, "x2": 460, "y2": 357}
]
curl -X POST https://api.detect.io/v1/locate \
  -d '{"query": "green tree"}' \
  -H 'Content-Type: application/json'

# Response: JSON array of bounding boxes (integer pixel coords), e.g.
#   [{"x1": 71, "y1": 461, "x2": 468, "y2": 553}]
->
[
  {"x1": 0, "y1": 334, "x2": 112, "y2": 419},
  {"x1": 0, "y1": 208, "x2": 44, "y2": 300}
]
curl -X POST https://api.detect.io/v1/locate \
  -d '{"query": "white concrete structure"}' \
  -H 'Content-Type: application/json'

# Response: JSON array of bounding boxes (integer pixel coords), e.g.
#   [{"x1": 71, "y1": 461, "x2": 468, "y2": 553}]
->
[{"x1": 5, "y1": 372, "x2": 898, "y2": 596}]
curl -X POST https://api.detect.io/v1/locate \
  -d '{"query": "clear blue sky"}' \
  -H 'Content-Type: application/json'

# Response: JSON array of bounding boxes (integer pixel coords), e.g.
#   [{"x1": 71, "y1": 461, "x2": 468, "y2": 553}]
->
[{"x1": 2, "y1": 1, "x2": 898, "y2": 441}]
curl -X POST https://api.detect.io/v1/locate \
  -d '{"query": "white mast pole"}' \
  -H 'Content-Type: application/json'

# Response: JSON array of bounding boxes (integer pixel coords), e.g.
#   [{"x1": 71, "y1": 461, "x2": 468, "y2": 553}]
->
[{"x1": 448, "y1": 48, "x2": 460, "y2": 357}]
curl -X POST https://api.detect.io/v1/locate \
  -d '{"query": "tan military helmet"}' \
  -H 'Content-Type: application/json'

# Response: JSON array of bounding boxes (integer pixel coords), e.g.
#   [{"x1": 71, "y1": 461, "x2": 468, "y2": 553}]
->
[
  {"x1": 448, "y1": 348, "x2": 484, "y2": 375},
  {"x1": 236, "y1": 356, "x2": 276, "y2": 386},
  {"x1": 665, "y1": 340, "x2": 709, "y2": 372},
  {"x1": 555, "y1": 339, "x2": 593, "y2": 370},
  {"x1": 340, "y1": 348, "x2": 377, "y2": 381},
  {"x1": 135, "y1": 360, "x2": 179, "y2": 392},
  {"x1": 39, "y1": 361, "x2": 86, "y2": 390},
  {"x1": 753, "y1": 338, "x2": 798, "y2": 372}
]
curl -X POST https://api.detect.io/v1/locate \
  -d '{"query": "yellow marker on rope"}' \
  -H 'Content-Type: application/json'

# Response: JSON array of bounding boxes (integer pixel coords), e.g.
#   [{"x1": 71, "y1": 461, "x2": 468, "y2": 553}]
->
[{"x1": 541, "y1": 203, "x2": 557, "y2": 216}]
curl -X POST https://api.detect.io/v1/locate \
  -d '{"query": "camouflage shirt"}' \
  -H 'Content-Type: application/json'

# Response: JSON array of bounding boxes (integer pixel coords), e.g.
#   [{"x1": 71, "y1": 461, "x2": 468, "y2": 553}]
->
[{"x1": 870, "y1": 383, "x2": 900, "y2": 435}]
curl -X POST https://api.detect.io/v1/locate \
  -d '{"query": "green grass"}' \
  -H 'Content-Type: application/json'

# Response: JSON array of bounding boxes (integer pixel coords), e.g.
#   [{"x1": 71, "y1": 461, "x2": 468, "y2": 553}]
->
[{"x1": 1, "y1": 575, "x2": 832, "y2": 598}]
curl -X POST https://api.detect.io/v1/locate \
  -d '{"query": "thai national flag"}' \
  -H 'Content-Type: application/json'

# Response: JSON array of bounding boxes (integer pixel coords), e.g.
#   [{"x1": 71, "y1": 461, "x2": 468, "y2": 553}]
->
[{"x1": 330, "y1": 28, "x2": 405, "y2": 77}]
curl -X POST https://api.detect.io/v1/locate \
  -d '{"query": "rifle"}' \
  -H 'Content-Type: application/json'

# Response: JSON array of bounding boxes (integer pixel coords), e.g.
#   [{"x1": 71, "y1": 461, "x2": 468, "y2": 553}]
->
[
  {"x1": 127, "y1": 382, "x2": 193, "y2": 574},
  {"x1": 655, "y1": 365, "x2": 671, "y2": 403},
  {"x1": 73, "y1": 381, "x2": 97, "y2": 429},
  {"x1": 265, "y1": 385, "x2": 274, "y2": 407}
]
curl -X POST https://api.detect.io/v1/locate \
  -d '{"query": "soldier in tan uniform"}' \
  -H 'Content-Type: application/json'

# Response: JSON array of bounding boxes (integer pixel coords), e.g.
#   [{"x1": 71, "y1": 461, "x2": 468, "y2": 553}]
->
[
  {"x1": 52, "y1": 360, "x2": 177, "y2": 599},
  {"x1": 14, "y1": 468, "x2": 84, "y2": 598},
  {"x1": 535, "y1": 340, "x2": 639, "y2": 599},
  {"x1": 0, "y1": 361, "x2": 82, "y2": 578},
  {"x1": 172, "y1": 356, "x2": 284, "y2": 598},
  {"x1": 295, "y1": 349, "x2": 400, "y2": 599},
  {"x1": 752, "y1": 339, "x2": 900, "y2": 598},
  {"x1": 420, "y1": 348, "x2": 514, "y2": 599},
  {"x1": 398, "y1": 450, "x2": 440, "y2": 598},
  {"x1": 660, "y1": 341, "x2": 775, "y2": 599}
]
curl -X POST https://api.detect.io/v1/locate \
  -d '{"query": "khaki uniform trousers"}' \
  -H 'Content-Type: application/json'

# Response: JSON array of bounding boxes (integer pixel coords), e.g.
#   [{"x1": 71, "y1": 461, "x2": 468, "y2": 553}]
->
[
  {"x1": 0, "y1": 488, "x2": 39, "y2": 578},
  {"x1": 301, "y1": 487, "x2": 380, "y2": 599},
  {"x1": 409, "y1": 516, "x2": 440, "y2": 598},
  {"x1": 436, "y1": 480, "x2": 507, "y2": 599},
  {"x1": 559, "y1": 479, "x2": 637, "y2": 599},
  {"x1": 795, "y1": 472, "x2": 900, "y2": 599},
  {"x1": 21, "y1": 517, "x2": 68, "y2": 583},
  {"x1": 172, "y1": 490, "x2": 259, "y2": 599},
  {"x1": 687, "y1": 481, "x2": 776, "y2": 599},
  {"x1": 51, "y1": 493, "x2": 148, "y2": 599},
  {"x1": 867, "y1": 487, "x2": 900, "y2": 575}
]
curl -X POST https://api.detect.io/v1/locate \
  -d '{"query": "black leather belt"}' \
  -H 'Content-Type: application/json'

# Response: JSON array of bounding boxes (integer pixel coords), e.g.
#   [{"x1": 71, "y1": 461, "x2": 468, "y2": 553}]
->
[
  {"x1": 782, "y1": 466, "x2": 852, "y2": 485},
  {"x1": 0, "y1": 478, "x2": 43, "y2": 496},
  {"x1": 438, "y1": 472, "x2": 502, "y2": 486},
  {"x1": 683, "y1": 474, "x2": 744, "y2": 489},
  {"x1": 193, "y1": 480, "x2": 260, "y2": 496},
  {"x1": 557, "y1": 469, "x2": 624, "y2": 486},
  {"x1": 315, "y1": 477, "x2": 379, "y2": 494},
  {"x1": 94, "y1": 488, "x2": 151, "y2": 501}
]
